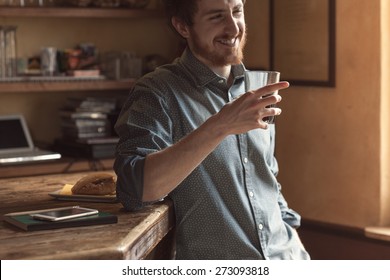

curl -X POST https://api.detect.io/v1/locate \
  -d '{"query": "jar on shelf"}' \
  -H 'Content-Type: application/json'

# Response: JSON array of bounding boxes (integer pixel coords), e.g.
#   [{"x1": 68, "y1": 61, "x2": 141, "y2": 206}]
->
[
  {"x1": 0, "y1": 26, "x2": 18, "y2": 78},
  {"x1": 0, "y1": 27, "x2": 5, "y2": 78}
]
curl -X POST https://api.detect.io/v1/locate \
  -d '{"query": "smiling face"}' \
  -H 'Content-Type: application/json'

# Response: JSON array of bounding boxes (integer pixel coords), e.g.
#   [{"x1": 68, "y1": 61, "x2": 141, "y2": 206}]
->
[{"x1": 173, "y1": 0, "x2": 246, "y2": 71}]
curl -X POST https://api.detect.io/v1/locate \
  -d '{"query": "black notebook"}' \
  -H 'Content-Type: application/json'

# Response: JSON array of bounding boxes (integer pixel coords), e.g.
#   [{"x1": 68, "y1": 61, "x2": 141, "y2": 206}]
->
[{"x1": 3, "y1": 208, "x2": 118, "y2": 231}]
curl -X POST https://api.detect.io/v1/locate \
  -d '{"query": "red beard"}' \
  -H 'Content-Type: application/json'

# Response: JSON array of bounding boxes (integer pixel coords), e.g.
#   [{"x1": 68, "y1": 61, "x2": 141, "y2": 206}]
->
[{"x1": 190, "y1": 29, "x2": 247, "y2": 67}]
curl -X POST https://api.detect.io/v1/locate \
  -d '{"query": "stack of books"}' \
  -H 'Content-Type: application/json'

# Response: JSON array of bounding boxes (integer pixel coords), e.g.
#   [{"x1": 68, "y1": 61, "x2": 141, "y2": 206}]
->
[
  {"x1": 59, "y1": 97, "x2": 117, "y2": 140},
  {"x1": 55, "y1": 97, "x2": 120, "y2": 159}
]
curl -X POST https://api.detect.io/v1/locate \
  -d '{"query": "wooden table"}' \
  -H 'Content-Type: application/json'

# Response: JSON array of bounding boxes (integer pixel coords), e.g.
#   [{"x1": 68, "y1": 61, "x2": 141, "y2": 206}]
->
[{"x1": 0, "y1": 172, "x2": 175, "y2": 260}]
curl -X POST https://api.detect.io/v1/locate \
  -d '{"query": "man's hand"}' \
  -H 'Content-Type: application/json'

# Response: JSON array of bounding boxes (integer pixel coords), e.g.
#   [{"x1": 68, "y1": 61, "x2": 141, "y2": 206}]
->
[{"x1": 216, "y1": 81, "x2": 289, "y2": 133}]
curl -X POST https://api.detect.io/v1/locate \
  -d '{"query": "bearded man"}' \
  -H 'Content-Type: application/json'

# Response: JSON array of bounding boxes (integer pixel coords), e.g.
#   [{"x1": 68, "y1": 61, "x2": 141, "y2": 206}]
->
[{"x1": 114, "y1": 0, "x2": 310, "y2": 260}]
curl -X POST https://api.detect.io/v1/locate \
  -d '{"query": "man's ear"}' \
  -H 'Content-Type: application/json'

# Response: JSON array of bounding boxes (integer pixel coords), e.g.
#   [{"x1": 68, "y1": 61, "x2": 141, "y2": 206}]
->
[{"x1": 171, "y1": 17, "x2": 190, "y2": 39}]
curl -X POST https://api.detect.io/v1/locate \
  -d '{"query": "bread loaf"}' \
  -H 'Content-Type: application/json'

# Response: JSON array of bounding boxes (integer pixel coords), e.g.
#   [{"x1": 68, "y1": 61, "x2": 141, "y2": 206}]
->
[{"x1": 71, "y1": 172, "x2": 116, "y2": 195}]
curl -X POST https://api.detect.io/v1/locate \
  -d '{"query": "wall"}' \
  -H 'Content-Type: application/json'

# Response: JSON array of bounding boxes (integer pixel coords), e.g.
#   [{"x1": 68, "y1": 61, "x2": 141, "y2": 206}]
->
[
  {"x1": 380, "y1": 0, "x2": 390, "y2": 225},
  {"x1": 243, "y1": 0, "x2": 269, "y2": 70},
  {"x1": 267, "y1": 0, "x2": 388, "y2": 228}
]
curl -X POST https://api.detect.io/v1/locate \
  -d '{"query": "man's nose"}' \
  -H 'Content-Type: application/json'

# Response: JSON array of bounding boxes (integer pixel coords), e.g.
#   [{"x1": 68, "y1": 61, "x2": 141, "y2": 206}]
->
[{"x1": 224, "y1": 14, "x2": 240, "y2": 35}]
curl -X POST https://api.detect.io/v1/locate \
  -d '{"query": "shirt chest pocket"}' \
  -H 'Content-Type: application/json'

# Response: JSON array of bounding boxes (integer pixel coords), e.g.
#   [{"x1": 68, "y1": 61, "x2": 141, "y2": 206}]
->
[{"x1": 247, "y1": 128, "x2": 274, "y2": 161}]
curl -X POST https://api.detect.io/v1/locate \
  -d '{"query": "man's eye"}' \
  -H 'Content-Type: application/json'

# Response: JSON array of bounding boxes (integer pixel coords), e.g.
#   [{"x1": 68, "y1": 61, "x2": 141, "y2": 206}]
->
[
  {"x1": 234, "y1": 9, "x2": 243, "y2": 16},
  {"x1": 210, "y1": 14, "x2": 223, "y2": 20}
]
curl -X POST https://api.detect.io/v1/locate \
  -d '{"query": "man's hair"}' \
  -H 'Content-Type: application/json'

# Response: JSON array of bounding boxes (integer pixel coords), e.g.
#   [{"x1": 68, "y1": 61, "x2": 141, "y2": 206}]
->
[
  {"x1": 162, "y1": 0, "x2": 246, "y2": 28},
  {"x1": 162, "y1": 0, "x2": 198, "y2": 28}
]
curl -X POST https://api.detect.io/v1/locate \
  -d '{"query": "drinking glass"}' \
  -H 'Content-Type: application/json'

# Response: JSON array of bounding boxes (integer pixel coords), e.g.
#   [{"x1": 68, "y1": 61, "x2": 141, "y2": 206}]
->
[{"x1": 244, "y1": 70, "x2": 280, "y2": 124}]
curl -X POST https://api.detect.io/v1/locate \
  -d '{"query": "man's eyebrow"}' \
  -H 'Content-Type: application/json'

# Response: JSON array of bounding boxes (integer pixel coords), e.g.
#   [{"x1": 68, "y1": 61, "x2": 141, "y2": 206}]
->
[
  {"x1": 203, "y1": 8, "x2": 225, "y2": 16},
  {"x1": 203, "y1": 3, "x2": 243, "y2": 16}
]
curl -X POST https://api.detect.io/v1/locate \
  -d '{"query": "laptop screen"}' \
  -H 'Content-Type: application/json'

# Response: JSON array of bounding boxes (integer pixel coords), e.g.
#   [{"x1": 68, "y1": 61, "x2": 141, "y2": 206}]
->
[
  {"x1": 0, "y1": 115, "x2": 34, "y2": 154},
  {"x1": 0, "y1": 119, "x2": 29, "y2": 149}
]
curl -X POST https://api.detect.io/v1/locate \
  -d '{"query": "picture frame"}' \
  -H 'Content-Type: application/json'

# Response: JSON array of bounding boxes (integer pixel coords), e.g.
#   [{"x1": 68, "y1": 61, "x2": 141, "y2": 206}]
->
[{"x1": 270, "y1": 0, "x2": 336, "y2": 87}]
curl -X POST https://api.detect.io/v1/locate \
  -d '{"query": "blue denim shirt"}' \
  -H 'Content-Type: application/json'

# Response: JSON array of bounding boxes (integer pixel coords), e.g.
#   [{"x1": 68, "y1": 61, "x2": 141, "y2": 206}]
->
[{"x1": 114, "y1": 48, "x2": 310, "y2": 260}]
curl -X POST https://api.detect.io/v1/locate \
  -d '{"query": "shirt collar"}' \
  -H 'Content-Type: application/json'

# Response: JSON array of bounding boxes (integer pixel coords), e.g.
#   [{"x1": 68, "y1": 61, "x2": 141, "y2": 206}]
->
[{"x1": 179, "y1": 47, "x2": 246, "y2": 88}]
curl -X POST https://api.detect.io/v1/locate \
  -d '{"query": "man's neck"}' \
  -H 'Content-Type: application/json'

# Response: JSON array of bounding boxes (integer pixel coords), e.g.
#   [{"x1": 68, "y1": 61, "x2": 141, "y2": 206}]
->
[{"x1": 211, "y1": 65, "x2": 232, "y2": 80}]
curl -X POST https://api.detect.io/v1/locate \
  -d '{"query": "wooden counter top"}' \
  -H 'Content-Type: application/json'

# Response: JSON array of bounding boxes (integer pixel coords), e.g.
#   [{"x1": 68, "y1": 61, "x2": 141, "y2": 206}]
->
[{"x1": 0, "y1": 172, "x2": 175, "y2": 260}]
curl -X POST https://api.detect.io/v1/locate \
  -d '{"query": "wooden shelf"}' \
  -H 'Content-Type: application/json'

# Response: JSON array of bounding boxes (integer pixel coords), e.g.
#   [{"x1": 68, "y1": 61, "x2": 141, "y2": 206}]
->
[
  {"x1": 0, "y1": 78, "x2": 136, "y2": 92},
  {"x1": 0, "y1": 7, "x2": 162, "y2": 19},
  {"x1": 0, "y1": 7, "x2": 158, "y2": 93}
]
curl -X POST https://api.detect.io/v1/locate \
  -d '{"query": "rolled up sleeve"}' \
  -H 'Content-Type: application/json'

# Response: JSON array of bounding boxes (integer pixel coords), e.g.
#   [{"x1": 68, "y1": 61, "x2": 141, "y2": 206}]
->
[{"x1": 114, "y1": 83, "x2": 173, "y2": 211}]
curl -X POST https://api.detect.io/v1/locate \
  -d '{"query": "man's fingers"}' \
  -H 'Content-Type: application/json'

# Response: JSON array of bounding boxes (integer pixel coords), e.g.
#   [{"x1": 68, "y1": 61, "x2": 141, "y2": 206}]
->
[{"x1": 253, "y1": 81, "x2": 289, "y2": 98}]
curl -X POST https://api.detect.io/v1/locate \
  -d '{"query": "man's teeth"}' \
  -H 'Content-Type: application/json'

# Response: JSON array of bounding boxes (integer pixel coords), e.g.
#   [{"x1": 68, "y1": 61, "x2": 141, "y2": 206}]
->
[{"x1": 219, "y1": 38, "x2": 237, "y2": 46}]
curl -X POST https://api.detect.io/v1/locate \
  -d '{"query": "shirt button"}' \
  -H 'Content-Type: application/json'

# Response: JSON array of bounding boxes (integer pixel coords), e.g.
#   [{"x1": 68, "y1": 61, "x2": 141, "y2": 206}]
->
[
  {"x1": 258, "y1": 223, "x2": 264, "y2": 230},
  {"x1": 243, "y1": 157, "x2": 248, "y2": 163},
  {"x1": 218, "y1": 79, "x2": 224, "y2": 84},
  {"x1": 249, "y1": 191, "x2": 254, "y2": 197}
]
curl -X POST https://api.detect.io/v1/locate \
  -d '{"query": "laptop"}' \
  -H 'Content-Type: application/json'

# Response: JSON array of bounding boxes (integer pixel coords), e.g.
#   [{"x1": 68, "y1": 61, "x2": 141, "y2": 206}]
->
[{"x1": 0, "y1": 114, "x2": 61, "y2": 165}]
